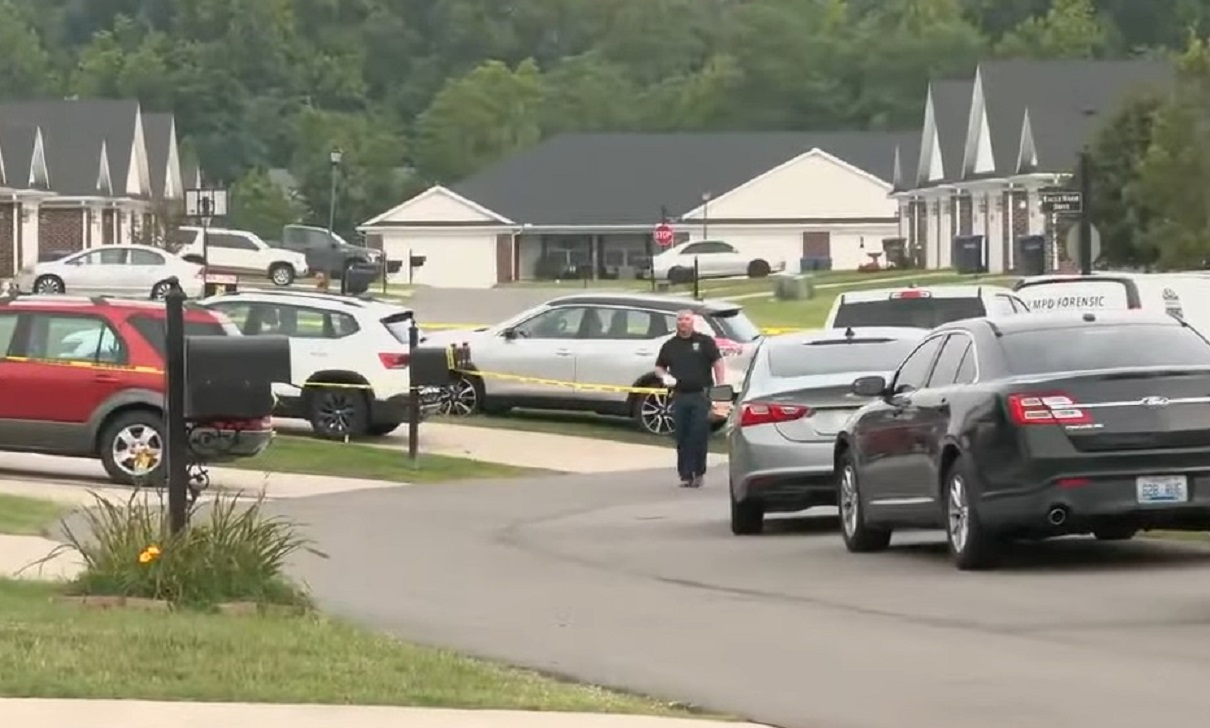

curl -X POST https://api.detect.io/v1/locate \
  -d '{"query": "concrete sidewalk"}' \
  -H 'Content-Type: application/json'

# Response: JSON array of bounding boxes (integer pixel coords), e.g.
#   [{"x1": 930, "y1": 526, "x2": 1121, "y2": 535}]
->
[{"x1": 0, "y1": 699, "x2": 759, "y2": 727}]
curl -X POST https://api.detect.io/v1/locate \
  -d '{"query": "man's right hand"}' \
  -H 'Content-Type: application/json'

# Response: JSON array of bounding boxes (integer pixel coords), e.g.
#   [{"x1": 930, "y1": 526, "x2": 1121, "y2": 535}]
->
[{"x1": 660, "y1": 373, "x2": 677, "y2": 387}]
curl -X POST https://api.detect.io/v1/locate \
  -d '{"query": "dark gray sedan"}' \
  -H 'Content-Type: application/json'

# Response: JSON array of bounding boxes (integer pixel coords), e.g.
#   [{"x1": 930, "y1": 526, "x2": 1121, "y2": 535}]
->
[{"x1": 727, "y1": 326, "x2": 925, "y2": 535}]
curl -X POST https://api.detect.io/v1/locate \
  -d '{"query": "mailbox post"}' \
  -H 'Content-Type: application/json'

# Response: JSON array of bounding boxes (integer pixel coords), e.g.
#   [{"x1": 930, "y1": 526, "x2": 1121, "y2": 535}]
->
[
  {"x1": 408, "y1": 321, "x2": 420, "y2": 463},
  {"x1": 164, "y1": 283, "x2": 190, "y2": 534}
]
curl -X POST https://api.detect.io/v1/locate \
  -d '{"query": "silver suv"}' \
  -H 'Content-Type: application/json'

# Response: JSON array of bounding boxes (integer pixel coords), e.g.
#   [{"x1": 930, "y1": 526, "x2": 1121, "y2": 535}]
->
[{"x1": 426, "y1": 293, "x2": 761, "y2": 434}]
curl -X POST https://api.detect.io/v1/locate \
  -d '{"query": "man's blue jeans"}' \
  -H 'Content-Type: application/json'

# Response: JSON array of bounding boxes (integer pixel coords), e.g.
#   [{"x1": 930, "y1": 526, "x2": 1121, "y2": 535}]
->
[{"x1": 671, "y1": 391, "x2": 710, "y2": 481}]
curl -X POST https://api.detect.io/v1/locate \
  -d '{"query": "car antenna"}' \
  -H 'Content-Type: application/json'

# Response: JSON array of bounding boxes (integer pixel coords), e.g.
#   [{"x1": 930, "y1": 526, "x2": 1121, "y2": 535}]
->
[{"x1": 844, "y1": 326, "x2": 855, "y2": 338}]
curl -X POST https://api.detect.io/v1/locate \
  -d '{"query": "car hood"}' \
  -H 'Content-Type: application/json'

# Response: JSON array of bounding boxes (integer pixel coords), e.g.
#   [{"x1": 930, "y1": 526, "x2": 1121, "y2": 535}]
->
[{"x1": 421, "y1": 327, "x2": 493, "y2": 346}]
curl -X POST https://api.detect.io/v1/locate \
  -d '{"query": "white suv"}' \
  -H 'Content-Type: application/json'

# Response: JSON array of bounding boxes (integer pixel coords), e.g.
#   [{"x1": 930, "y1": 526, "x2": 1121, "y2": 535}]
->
[
  {"x1": 175, "y1": 226, "x2": 309, "y2": 286},
  {"x1": 199, "y1": 289, "x2": 433, "y2": 438}
]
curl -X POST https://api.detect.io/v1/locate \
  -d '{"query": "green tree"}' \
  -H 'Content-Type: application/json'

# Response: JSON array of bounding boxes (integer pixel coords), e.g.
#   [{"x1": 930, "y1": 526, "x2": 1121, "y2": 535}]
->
[
  {"x1": 413, "y1": 58, "x2": 544, "y2": 182},
  {"x1": 996, "y1": 0, "x2": 1108, "y2": 58},
  {"x1": 1132, "y1": 36, "x2": 1210, "y2": 268},
  {"x1": 539, "y1": 53, "x2": 640, "y2": 134},
  {"x1": 229, "y1": 166, "x2": 301, "y2": 241},
  {"x1": 0, "y1": 0, "x2": 58, "y2": 96}
]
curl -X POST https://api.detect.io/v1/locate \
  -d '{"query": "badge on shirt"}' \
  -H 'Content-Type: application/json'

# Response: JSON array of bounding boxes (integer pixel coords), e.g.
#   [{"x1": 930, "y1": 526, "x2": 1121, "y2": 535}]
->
[{"x1": 691, "y1": 342, "x2": 700, "y2": 352}]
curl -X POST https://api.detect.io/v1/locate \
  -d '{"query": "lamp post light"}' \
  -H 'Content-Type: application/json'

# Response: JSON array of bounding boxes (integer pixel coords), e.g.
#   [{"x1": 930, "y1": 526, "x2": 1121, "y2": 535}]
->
[{"x1": 328, "y1": 149, "x2": 342, "y2": 233}]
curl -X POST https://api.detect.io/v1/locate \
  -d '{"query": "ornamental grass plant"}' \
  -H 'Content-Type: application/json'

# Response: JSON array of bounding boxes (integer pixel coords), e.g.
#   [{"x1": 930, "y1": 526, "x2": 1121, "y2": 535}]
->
[{"x1": 42, "y1": 487, "x2": 322, "y2": 609}]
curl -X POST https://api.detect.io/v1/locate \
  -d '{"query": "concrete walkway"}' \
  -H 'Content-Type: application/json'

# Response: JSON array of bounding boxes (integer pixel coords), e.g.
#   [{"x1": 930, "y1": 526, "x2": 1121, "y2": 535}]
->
[{"x1": 0, "y1": 699, "x2": 759, "y2": 727}]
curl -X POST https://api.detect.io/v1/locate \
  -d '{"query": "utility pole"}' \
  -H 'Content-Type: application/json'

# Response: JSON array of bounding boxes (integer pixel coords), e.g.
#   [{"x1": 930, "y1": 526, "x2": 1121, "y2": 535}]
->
[
  {"x1": 1077, "y1": 148, "x2": 1092, "y2": 275},
  {"x1": 328, "y1": 149, "x2": 342, "y2": 233}
]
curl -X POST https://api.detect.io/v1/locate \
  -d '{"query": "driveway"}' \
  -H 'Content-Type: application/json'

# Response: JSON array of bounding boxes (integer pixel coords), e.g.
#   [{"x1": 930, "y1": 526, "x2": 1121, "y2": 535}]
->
[{"x1": 277, "y1": 471, "x2": 1210, "y2": 728}]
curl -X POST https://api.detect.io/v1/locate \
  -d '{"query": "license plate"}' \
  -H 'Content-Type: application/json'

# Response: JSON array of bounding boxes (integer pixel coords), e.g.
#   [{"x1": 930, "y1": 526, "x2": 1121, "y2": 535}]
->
[{"x1": 1136, "y1": 475, "x2": 1188, "y2": 503}]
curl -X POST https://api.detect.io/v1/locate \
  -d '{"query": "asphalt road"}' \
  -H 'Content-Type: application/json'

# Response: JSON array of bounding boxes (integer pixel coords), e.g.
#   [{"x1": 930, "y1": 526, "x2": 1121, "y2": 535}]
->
[{"x1": 276, "y1": 470, "x2": 1210, "y2": 728}]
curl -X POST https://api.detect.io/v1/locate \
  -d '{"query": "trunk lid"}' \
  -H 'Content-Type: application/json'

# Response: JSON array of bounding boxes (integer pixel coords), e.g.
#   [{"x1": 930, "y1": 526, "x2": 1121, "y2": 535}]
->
[
  {"x1": 1008, "y1": 366, "x2": 1210, "y2": 451},
  {"x1": 756, "y1": 371, "x2": 887, "y2": 441}
]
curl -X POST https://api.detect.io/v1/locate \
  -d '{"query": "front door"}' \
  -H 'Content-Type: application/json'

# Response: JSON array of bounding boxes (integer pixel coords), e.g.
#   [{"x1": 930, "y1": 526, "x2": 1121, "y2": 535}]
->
[
  {"x1": 496, "y1": 234, "x2": 513, "y2": 283},
  {"x1": 803, "y1": 231, "x2": 831, "y2": 260}
]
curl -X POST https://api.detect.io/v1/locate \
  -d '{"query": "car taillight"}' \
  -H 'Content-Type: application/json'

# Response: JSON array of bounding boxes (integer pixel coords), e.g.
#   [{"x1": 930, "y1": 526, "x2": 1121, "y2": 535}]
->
[
  {"x1": 890, "y1": 289, "x2": 929, "y2": 298},
  {"x1": 739, "y1": 402, "x2": 811, "y2": 427},
  {"x1": 1006, "y1": 392, "x2": 1092, "y2": 425},
  {"x1": 715, "y1": 337, "x2": 743, "y2": 357},
  {"x1": 379, "y1": 352, "x2": 410, "y2": 368}
]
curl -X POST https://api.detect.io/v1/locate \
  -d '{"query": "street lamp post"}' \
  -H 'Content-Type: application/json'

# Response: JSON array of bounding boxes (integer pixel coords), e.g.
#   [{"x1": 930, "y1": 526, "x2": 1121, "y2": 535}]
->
[{"x1": 328, "y1": 149, "x2": 342, "y2": 233}]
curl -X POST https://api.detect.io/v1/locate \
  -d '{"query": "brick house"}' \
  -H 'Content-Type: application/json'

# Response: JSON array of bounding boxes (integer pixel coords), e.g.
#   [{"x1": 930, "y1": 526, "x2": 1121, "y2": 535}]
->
[
  {"x1": 0, "y1": 99, "x2": 185, "y2": 276},
  {"x1": 0, "y1": 120, "x2": 52, "y2": 277},
  {"x1": 891, "y1": 60, "x2": 1172, "y2": 273}
]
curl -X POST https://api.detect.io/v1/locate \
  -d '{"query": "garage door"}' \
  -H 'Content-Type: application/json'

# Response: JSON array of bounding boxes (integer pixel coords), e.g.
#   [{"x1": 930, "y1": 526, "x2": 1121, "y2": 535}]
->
[{"x1": 383, "y1": 232, "x2": 497, "y2": 288}]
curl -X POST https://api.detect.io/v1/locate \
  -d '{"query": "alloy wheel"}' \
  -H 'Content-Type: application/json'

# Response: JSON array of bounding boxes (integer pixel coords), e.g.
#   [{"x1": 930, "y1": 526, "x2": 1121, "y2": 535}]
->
[
  {"x1": 438, "y1": 377, "x2": 478, "y2": 416},
  {"x1": 151, "y1": 281, "x2": 172, "y2": 299},
  {"x1": 317, "y1": 392, "x2": 359, "y2": 434},
  {"x1": 948, "y1": 474, "x2": 970, "y2": 554},
  {"x1": 111, "y1": 423, "x2": 164, "y2": 477},
  {"x1": 35, "y1": 277, "x2": 63, "y2": 294},
  {"x1": 839, "y1": 465, "x2": 859, "y2": 537},
  {"x1": 639, "y1": 392, "x2": 674, "y2": 435},
  {"x1": 271, "y1": 267, "x2": 292, "y2": 285}
]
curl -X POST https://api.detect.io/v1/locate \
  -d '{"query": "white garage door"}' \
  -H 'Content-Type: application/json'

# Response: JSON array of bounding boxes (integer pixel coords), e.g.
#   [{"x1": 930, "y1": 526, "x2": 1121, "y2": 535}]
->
[{"x1": 382, "y1": 232, "x2": 498, "y2": 288}]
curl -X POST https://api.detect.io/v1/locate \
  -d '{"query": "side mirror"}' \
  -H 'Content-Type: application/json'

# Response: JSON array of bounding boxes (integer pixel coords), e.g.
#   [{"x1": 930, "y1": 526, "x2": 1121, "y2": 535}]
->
[
  {"x1": 501, "y1": 328, "x2": 517, "y2": 340},
  {"x1": 851, "y1": 375, "x2": 887, "y2": 398},
  {"x1": 709, "y1": 384, "x2": 735, "y2": 401}
]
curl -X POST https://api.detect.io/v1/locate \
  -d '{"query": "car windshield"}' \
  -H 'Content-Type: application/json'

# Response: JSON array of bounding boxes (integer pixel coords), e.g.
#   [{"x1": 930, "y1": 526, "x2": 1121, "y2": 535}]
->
[
  {"x1": 1001, "y1": 324, "x2": 1210, "y2": 374},
  {"x1": 710, "y1": 308, "x2": 762, "y2": 342},
  {"x1": 832, "y1": 297, "x2": 985, "y2": 328},
  {"x1": 768, "y1": 338, "x2": 919, "y2": 377}
]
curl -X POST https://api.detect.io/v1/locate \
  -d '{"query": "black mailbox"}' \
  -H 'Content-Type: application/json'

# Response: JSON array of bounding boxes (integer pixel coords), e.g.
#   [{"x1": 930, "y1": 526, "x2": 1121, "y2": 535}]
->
[
  {"x1": 184, "y1": 335, "x2": 290, "y2": 420},
  {"x1": 411, "y1": 346, "x2": 452, "y2": 387},
  {"x1": 668, "y1": 266, "x2": 695, "y2": 285},
  {"x1": 409, "y1": 254, "x2": 426, "y2": 268}
]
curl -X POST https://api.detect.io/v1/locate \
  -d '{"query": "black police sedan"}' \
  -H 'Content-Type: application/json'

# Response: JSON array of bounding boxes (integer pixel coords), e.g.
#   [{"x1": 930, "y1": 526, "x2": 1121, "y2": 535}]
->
[{"x1": 833, "y1": 310, "x2": 1210, "y2": 570}]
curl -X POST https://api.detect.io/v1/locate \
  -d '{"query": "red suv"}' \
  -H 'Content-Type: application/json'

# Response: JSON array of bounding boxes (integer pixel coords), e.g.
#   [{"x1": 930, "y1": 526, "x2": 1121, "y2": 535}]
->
[{"x1": 0, "y1": 295, "x2": 273, "y2": 484}]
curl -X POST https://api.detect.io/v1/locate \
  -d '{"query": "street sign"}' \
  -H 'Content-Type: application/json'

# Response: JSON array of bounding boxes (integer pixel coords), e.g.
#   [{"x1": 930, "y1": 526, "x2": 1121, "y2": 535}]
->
[
  {"x1": 653, "y1": 222, "x2": 674, "y2": 247},
  {"x1": 1041, "y1": 190, "x2": 1081, "y2": 213}
]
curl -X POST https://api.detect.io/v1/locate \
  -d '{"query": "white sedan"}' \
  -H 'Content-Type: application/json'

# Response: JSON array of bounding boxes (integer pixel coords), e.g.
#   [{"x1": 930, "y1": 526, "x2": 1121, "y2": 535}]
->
[
  {"x1": 16, "y1": 244, "x2": 205, "y2": 298},
  {"x1": 651, "y1": 240, "x2": 784, "y2": 281}
]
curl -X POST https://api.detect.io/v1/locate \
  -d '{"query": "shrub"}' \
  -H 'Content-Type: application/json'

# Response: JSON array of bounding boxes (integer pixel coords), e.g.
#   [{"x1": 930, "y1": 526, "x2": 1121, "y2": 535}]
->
[{"x1": 48, "y1": 489, "x2": 323, "y2": 609}]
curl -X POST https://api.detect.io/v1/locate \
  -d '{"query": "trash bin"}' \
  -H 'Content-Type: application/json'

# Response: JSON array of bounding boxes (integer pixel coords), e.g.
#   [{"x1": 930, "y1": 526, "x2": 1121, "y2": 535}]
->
[
  {"x1": 341, "y1": 262, "x2": 379, "y2": 295},
  {"x1": 774, "y1": 274, "x2": 814, "y2": 300}
]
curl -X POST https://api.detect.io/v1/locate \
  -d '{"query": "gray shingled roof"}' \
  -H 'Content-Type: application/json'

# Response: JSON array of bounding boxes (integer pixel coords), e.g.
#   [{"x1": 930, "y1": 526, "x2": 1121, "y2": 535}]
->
[
  {"x1": 976, "y1": 59, "x2": 1172, "y2": 178},
  {"x1": 0, "y1": 99, "x2": 140, "y2": 197},
  {"x1": 143, "y1": 112, "x2": 173, "y2": 198},
  {"x1": 0, "y1": 120, "x2": 38, "y2": 189},
  {"x1": 892, "y1": 133, "x2": 921, "y2": 192},
  {"x1": 931, "y1": 80, "x2": 974, "y2": 185},
  {"x1": 451, "y1": 131, "x2": 916, "y2": 226}
]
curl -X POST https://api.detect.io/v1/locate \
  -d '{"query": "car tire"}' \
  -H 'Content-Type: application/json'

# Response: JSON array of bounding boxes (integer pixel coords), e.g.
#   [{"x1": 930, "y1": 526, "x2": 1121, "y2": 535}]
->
[
  {"x1": 837, "y1": 452, "x2": 891, "y2": 552},
  {"x1": 944, "y1": 454, "x2": 1000, "y2": 570},
  {"x1": 306, "y1": 385, "x2": 370, "y2": 439},
  {"x1": 366, "y1": 422, "x2": 402, "y2": 436},
  {"x1": 1093, "y1": 526, "x2": 1137, "y2": 541},
  {"x1": 709, "y1": 419, "x2": 726, "y2": 433},
  {"x1": 438, "y1": 374, "x2": 482, "y2": 417},
  {"x1": 730, "y1": 492, "x2": 764, "y2": 535},
  {"x1": 34, "y1": 275, "x2": 64, "y2": 294},
  {"x1": 99, "y1": 409, "x2": 167, "y2": 486},
  {"x1": 634, "y1": 389, "x2": 674, "y2": 435},
  {"x1": 269, "y1": 263, "x2": 295, "y2": 286},
  {"x1": 150, "y1": 280, "x2": 174, "y2": 299},
  {"x1": 747, "y1": 259, "x2": 771, "y2": 278}
]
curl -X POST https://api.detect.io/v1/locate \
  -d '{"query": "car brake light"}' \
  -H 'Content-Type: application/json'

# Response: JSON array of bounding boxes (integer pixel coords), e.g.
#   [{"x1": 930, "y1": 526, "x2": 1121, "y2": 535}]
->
[
  {"x1": 1006, "y1": 392, "x2": 1092, "y2": 425},
  {"x1": 739, "y1": 402, "x2": 811, "y2": 427},
  {"x1": 890, "y1": 289, "x2": 929, "y2": 298},
  {"x1": 715, "y1": 337, "x2": 743, "y2": 357},
  {"x1": 378, "y1": 352, "x2": 410, "y2": 368}
]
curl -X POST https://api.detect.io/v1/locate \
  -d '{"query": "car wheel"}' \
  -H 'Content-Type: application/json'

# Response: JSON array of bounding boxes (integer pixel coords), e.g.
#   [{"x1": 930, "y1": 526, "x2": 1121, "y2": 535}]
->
[
  {"x1": 730, "y1": 491, "x2": 764, "y2": 535},
  {"x1": 944, "y1": 455, "x2": 1000, "y2": 570},
  {"x1": 306, "y1": 386, "x2": 369, "y2": 439},
  {"x1": 635, "y1": 390, "x2": 674, "y2": 435},
  {"x1": 747, "y1": 259, "x2": 771, "y2": 278},
  {"x1": 838, "y1": 453, "x2": 891, "y2": 552},
  {"x1": 99, "y1": 409, "x2": 166, "y2": 486},
  {"x1": 269, "y1": 263, "x2": 295, "y2": 286},
  {"x1": 438, "y1": 374, "x2": 481, "y2": 416},
  {"x1": 366, "y1": 422, "x2": 402, "y2": 436},
  {"x1": 1093, "y1": 526, "x2": 1137, "y2": 541},
  {"x1": 150, "y1": 279, "x2": 174, "y2": 299},
  {"x1": 34, "y1": 275, "x2": 64, "y2": 294}
]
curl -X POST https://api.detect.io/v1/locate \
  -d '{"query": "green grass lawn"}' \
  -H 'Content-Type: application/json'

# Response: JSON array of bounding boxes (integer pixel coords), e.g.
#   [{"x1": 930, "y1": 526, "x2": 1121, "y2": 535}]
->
[
  {"x1": 0, "y1": 494, "x2": 69, "y2": 536},
  {"x1": 230, "y1": 435, "x2": 548, "y2": 482},
  {"x1": 432, "y1": 412, "x2": 728, "y2": 453},
  {"x1": 0, "y1": 579, "x2": 707, "y2": 715}
]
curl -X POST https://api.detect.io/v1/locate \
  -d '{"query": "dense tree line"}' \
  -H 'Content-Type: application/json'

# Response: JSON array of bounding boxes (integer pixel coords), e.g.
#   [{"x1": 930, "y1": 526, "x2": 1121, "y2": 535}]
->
[{"x1": 1, "y1": 0, "x2": 1206, "y2": 245}]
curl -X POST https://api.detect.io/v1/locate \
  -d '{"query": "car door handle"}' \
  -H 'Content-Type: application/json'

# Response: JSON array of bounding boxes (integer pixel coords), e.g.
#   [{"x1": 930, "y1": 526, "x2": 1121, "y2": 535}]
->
[
  {"x1": 555, "y1": 349, "x2": 573, "y2": 356},
  {"x1": 635, "y1": 350, "x2": 653, "y2": 356},
  {"x1": 94, "y1": 373, "x2": 119, "y2": 383}
]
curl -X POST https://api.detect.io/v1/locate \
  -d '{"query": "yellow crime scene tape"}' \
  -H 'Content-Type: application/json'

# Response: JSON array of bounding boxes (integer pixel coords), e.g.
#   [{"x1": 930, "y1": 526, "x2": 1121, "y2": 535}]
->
[{"x1": 422, "y1": 322, "x2": 801, "y2": 334}]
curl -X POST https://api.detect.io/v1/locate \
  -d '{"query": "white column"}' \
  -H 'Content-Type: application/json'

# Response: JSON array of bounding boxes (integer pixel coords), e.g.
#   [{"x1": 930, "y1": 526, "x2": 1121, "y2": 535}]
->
[
  {"x1": 21, "y1": 200, "x2": 39, "y2": 264},
  {"x1": 987, "y1": 191, "x2": 1004, "y2": 273}
]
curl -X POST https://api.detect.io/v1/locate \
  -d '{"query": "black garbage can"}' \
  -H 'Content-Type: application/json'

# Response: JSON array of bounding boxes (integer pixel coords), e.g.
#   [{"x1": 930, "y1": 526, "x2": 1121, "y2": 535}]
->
[{"x1": 341, "y1": 262, "x2": 379, "y2": 295}]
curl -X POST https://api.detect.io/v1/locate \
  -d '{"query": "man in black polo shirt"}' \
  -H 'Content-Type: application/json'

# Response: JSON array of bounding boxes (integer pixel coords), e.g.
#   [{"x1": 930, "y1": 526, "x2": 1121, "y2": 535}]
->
[{"x1": 655, "y1": 309, "x2": 726, "y2": 488}]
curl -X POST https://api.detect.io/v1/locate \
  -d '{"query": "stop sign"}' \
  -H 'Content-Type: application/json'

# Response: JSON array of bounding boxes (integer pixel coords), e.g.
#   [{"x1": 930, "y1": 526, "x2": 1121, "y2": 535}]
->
[{"x1": 653, "y1": 223, "x2": 674, "y2": 247}]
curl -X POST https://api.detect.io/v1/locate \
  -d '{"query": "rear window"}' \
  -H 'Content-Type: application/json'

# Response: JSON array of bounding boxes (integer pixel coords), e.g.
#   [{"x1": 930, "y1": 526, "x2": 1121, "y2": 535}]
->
[
  {"x1": 832, "y1": 297, "x2": 985, "y2": 328},
  {"x1": 768, "y1": 338, "x2": 919, "y2": 377},
  {"x1": 709, "y1": 308, "x2": 762, "y2": 342},
  {"x1": 1001, "y1": 324, "x2": 1210, "y2": 374},
  {"x1": 381, "y1": 311, "x2": 417, "y2": 345},
  {"x1": 1016, "y1": 280, "x2": 1130, "y2": 312},
  {"x1": 128, "y1": 315, "x2": 228, "y2": 358}
]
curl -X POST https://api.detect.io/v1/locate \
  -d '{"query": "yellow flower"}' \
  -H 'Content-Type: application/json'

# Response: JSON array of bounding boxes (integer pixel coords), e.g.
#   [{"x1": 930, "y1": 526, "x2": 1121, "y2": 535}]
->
[
  {"x1": 138, "y1": 544, "x2": 161, "y2": 565},
  {"x1": 132, "y1": 448, "x2": 155, "y2": 474}
]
